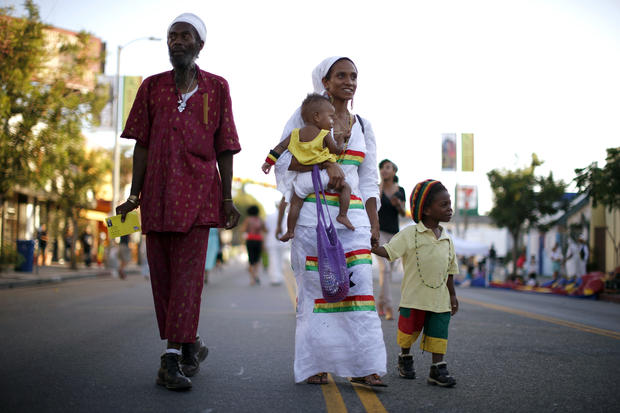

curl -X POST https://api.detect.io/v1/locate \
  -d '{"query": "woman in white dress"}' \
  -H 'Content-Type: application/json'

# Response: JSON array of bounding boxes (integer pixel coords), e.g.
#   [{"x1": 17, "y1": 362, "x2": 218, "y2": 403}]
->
[{"x1": 275, "y1": 57, "x2": 387, "y2": 386}]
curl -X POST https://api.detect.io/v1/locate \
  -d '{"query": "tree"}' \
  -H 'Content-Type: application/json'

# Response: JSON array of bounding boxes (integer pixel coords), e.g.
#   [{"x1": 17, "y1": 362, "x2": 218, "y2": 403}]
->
[
  {"x1": 575, "y1": 147, "x2": 620, "y2": 268},
  {"x1": 0, "y1": 1, "x2": 108, "y2": 203},
  {"x1": 487, "y1": 155, "x2": 568, "y2": 277},
  {"x1": 52, "y1": 144, "x2": 110, "y2": 269}
]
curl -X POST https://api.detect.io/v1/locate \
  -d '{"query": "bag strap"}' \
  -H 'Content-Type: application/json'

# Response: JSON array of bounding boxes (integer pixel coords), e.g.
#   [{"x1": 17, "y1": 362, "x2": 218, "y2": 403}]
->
[
  {"x1": 356, "y1": 114, "x2": 365, "y2": 134},
  {"x1": 312, "y1": 165, "x2": 334, "y2": 229}
]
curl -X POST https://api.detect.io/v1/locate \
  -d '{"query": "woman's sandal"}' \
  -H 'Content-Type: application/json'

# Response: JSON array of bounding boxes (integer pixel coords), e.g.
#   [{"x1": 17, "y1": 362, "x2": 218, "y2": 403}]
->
[
  {"x1": 306, "y1": 372, "x2": 328, "y2": 385},
  {"x1": 350, "y1": 374, "x2": 388, "y2": 387}
]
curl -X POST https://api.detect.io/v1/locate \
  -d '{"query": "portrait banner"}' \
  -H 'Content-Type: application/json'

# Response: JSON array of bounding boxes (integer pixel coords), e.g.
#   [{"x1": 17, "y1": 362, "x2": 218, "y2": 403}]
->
[{"x1": 441, "y1": 133, "x2": 457, "y2": 171}]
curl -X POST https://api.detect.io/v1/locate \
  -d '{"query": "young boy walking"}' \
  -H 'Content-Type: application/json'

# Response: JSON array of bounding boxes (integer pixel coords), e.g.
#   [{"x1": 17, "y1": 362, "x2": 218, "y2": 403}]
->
[{"x1": 372, "y1": 179, "x2": 459, "y2": 387}]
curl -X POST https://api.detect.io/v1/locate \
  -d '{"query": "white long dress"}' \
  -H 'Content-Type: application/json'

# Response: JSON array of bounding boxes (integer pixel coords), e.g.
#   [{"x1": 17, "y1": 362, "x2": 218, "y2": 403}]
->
[{"x1": 276, "y1": 116, "x2": 387, "y2": 382}]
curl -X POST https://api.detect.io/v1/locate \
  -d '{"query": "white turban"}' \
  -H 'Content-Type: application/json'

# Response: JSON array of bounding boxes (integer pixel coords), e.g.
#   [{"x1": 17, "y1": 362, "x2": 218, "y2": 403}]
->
[{"x1": 168, "y1": 13, "x2": 206, "y2": 42}]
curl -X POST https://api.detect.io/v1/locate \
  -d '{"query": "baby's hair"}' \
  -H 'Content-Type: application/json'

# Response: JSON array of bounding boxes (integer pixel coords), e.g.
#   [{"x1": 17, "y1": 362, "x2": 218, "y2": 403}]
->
[
  {"x1": 409, "y1": 180, "x2": 448, "y2": 223},
  {"x1": 300, "y1": 93, "x2": 332, "y2": 123}
]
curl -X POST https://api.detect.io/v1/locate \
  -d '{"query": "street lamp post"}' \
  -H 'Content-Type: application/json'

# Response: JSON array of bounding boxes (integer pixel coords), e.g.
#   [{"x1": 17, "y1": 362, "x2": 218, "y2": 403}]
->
[{"x1": 112, "y1": 36, "x2": 160, "y2": 215}]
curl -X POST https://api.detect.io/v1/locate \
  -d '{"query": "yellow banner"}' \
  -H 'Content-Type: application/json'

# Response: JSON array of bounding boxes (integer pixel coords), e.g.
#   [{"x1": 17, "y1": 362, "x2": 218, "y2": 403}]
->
[
  {"x1": 122, "y1": 76, "x2": 142, "y2": 129},
  {"x1": 461, "y1": 133, "x2": 474, "y2": 172}
]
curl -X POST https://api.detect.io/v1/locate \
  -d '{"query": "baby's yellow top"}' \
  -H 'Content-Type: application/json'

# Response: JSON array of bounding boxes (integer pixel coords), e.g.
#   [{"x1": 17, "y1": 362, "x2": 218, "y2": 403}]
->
[{"x1": 287, "y1": 128, "x2": 337, "y2": 165}]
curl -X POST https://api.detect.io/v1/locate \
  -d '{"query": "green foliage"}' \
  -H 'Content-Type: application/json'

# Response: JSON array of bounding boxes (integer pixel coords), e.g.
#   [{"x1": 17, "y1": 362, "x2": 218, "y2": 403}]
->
[
  {"x1": 0, "y1": 1, "x2": 109, "y2": 201},
  {"x1": 0, "y1": 241, "x2": 25, "y2": 270},
  {"x1": 487, "y1": 154, "x2": 567, "y2": 275},
  {"x1": 574, "y1": 147, "x2": 620, "y2": 212}
]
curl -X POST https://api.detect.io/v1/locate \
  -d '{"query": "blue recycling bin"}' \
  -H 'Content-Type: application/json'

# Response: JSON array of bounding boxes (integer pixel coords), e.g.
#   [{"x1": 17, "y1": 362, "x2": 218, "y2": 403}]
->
[{"x1": 16, "y1": 240, "x2": 35, "y2": 272}]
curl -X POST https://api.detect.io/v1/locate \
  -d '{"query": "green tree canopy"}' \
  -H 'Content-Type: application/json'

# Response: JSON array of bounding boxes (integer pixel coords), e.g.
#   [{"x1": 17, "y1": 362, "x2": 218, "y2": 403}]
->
[
  {"x1": 0, "y1": 0, "x2": 108, "y2": 202},
  {"x1": 574, "y1": 147, "x2": 620, "y2": 212},
  {"x1": 487, "y1": 154, "x2": 567, "y2": 276},
  {"x1": 575, "y1": 147, "x2": 620, "y2": 268}
]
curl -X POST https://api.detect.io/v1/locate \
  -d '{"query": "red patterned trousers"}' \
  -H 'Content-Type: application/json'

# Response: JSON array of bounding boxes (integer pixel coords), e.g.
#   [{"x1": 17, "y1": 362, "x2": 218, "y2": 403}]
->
[{"x1": 146, "y1": 226, "x2": 210, "y2": 343}]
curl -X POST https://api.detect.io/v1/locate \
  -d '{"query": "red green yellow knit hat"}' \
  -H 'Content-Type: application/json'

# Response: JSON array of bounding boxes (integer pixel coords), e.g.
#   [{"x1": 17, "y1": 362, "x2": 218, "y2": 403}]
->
[{"x1": 409, "y1": 179, "x2": 442, "y2": 223}]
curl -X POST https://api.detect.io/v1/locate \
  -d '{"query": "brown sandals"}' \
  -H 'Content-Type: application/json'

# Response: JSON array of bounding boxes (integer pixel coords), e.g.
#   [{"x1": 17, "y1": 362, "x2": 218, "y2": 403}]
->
[
  {"x1": 306, "y1": 372, "x2": 328, "y2": 385},
  {"x1": 350, "y1": 374, "x2": 388, "y2": 387}
]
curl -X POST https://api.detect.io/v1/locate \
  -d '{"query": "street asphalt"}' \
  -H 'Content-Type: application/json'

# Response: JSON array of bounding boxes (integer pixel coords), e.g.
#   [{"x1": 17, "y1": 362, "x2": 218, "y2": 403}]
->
[{"x1": 1, "y1": 258, "x2": 618, "y2": 413}]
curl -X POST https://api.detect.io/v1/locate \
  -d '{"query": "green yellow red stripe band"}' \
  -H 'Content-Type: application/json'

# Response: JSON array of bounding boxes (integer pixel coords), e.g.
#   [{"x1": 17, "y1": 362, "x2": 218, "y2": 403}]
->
[
  {"x1": 337, "y1": 149, "x2": 365, "y2": 166},
  {"x1": 304, "y1": 192, "x2": 364, "y2": 209},
  {"x1": 313, "y1": 294, "x2": 376, "y2": 313},
  {"x1": 306, "y1": 249, "x2": 372, "y2": 271}
]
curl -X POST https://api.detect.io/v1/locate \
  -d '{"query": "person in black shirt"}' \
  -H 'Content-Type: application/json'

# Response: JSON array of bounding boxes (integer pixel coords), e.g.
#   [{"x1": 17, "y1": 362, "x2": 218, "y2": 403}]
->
[{"x1": 377, "y1": 159, "x2": 406, "y2": 320}]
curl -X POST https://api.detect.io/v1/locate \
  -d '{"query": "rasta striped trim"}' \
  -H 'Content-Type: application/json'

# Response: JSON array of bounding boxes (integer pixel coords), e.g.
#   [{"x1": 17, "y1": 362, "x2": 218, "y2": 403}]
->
[
  {"x1": 304, "y1": 192, "x2": 364, "y2": 209},
  {"x1": 410, "y1": 179, "x2": 441, "y2": 223},
  {"x1": 265, "y1": 150, "x2": 280, "y2": 166},
  {"x1": 313, "y1": 295, "x2": 376, "y2": 313},
  {"x1": 305, "y1": 249, "x2": 372, "y2": 271},
  {"x1": 337, "y1": 150, "x2": 365, "y2": 166}
]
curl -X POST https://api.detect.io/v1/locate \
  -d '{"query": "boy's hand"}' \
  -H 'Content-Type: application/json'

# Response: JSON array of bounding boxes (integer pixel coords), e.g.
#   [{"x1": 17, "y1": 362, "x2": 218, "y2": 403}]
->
[
  {"x1": 450, "y1": 296, "x2": 459, "y2": 316},
  {"x1": 261, "y1": 162, "x2": 272, "y2": 174}
]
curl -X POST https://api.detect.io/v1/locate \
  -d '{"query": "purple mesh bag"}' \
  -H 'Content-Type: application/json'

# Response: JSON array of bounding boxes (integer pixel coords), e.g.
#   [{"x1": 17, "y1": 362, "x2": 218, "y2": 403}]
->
[{"x1": 312, "y1": 165, "x2": 349, "y2": 303}]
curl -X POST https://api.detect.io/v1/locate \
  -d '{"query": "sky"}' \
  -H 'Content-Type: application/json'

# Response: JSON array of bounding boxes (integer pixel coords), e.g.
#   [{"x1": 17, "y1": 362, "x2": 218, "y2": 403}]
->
[{"x1": 4, "y1": 0, "x2": 620, "y2": 215}]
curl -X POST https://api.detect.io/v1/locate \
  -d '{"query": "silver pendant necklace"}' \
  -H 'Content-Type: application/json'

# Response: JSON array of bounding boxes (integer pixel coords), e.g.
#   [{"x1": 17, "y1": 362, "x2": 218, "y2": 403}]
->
[{"x1": 176, "y1": 69, "x2": 197, "y2": 113}]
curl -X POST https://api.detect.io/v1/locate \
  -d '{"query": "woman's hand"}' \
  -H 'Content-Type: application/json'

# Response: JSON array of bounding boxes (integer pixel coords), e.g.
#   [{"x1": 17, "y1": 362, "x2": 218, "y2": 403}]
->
[
  {"x1": 370, "y1": 222, "x2": 380, "y2": 249},
  {"x1": 116, "y1": 201, "x2": 138, "y2": 222},
  {"x1": 325, "y1": 162, "x2": 345, "y2": 190}
]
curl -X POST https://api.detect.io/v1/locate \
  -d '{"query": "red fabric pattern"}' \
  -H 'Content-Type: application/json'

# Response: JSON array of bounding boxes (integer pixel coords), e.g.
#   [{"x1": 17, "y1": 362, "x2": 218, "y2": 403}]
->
[{"x1": 146, "y1": 227, "x2": 210, "y2": 343}]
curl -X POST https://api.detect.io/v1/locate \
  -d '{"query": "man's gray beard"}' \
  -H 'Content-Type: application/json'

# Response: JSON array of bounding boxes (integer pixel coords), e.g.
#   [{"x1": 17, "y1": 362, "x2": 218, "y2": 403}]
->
[{"x1": 169, "y1": 50, "x2": 198, "y2": 70}]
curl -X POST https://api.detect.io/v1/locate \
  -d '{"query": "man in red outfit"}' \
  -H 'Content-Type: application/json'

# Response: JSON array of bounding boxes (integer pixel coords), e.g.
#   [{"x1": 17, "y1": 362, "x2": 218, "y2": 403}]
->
[{"x1": 116, "y1": 12, "x2": 241, "y2": 390}]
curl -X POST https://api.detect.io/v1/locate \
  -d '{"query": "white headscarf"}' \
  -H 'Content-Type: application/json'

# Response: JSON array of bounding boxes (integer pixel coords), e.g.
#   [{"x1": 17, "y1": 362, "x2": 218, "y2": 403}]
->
[
  {"x1": 311, "y1": 56, "x2": 345, "y2": 94},
  {"x1": 168, "y1": 13, "x2": 206, "y2": 42}
]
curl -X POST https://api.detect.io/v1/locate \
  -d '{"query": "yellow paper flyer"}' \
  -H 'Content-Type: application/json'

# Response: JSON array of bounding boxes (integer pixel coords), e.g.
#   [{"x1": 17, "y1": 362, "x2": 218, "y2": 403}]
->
[{"x1": 104, "y1": 211, "x2": 141, "y2": 238}]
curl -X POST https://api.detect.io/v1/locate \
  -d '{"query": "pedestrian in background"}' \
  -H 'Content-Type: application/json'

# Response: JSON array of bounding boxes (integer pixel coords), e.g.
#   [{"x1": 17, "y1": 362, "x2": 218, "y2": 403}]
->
[
  {"x1": 36, "y1": 224, "x2": 48, "y2": 266},
  {"x1": 241, "y1": 205, "x2": 266, "y2": 286},
  {"x1": 264, "y1": 198, "x2": 287, "y2": 286},
  {"x1": 376, "y1": 159, "x2": 406, "y2": 320},
  {"x1": 549, "y1": 243, "x2": 563, "y2": 280},
  {"x1": 372, "y1": 180, "x2": 459, "y2": 387},
  {"x1": 116, "y1": 12, "x2": 241, "y2": 391},
  {"x1": 80, "y1": 226, "x2": 93, "y2": 267}
]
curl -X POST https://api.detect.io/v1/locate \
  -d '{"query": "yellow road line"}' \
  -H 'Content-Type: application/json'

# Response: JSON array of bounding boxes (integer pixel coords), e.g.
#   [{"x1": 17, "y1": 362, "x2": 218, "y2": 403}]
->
[
  {"x1": 322, "y1": 374, "x2": 348, "y2": 413},
  {"x1": 459, "y1": 296, "x2": 620, "y2": 340},
  {"x1": 351, "y1": 382, "x2": 388, "y2": 413}
]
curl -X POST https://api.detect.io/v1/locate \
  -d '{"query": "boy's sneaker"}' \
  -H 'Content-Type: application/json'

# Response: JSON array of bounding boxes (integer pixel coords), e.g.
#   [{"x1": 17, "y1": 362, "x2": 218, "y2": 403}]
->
[
  {"x1": 397, "y1": 354, "x2": 416, "y2": 379},
  {"x1": 427, "y1": 361, "x2": 456, "y2": 387}
]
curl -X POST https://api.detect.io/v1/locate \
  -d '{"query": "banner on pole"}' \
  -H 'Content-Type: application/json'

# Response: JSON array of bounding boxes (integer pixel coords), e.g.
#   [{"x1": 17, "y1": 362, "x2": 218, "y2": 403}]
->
[
  {"x1": 461, "y1": 133, "x2": 474, "y2": 172},
  {"x1": 456, "y1": 185, "x2": 478, "y2": 216},
  {"x1": 121, "y1": 76, "x2": 142, "y2": 129},
  {"x1": 441, "y1": 133, "x2": 457, "y2": 171}
]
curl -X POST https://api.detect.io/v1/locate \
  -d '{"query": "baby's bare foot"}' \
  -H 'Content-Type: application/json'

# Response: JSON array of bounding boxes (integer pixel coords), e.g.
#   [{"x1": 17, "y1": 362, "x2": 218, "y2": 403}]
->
[
  {"x1": 337, "y1": 215, "x2": 355, "y2": 231},
  {"x1": 279, "y1": 231, "x2": 294, "y2": 242}
]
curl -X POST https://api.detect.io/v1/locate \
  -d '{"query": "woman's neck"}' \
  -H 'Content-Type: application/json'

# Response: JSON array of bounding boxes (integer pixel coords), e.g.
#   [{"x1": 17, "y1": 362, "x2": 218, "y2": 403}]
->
[{"x1": 331, "y1": 97, "x2": 350, "y2": 116}]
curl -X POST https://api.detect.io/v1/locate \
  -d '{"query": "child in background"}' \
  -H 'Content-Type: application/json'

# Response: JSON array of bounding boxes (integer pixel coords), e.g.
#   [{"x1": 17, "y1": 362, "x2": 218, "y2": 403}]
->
[
  {"x1": 372, "y1": 179, "x2": 459, "y2": 387},
  {"x1": 262, "y1": 94, "x2": 354, "y2": 241}
]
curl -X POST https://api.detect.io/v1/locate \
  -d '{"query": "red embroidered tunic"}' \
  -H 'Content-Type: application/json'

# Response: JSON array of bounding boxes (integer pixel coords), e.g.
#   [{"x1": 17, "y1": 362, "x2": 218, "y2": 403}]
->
[{"x1": 121, "y1": 67, "x2": 241, "y2": 233}]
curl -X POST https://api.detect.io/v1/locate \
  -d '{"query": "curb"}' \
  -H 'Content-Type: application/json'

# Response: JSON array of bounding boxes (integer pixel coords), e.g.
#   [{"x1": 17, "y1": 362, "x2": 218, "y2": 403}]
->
[{"x1": 0, "y1": 269, "x2": 140, "y2": 290}]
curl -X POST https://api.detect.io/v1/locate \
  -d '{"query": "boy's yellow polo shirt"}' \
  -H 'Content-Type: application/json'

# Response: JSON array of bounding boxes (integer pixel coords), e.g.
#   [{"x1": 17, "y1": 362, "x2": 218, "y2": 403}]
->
[{"x1": 383, "y1": 222, "x2": 459, "y2": 313}]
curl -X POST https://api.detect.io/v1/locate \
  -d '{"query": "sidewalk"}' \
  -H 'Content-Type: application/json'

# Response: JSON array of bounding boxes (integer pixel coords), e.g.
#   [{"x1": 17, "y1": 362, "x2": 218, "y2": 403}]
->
[{"x1": 0, "y1": 262, "x2": 140, "y2": 289}]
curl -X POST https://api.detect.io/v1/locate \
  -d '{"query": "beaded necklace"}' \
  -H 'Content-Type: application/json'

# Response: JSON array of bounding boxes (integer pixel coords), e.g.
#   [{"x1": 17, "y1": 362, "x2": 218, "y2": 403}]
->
[
  {"x1": 336, "y1": 114, "x2": 354, "y2": 161},
  {"x1": 414, "y1": 228, "x2": 452, "y2": 289}
]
